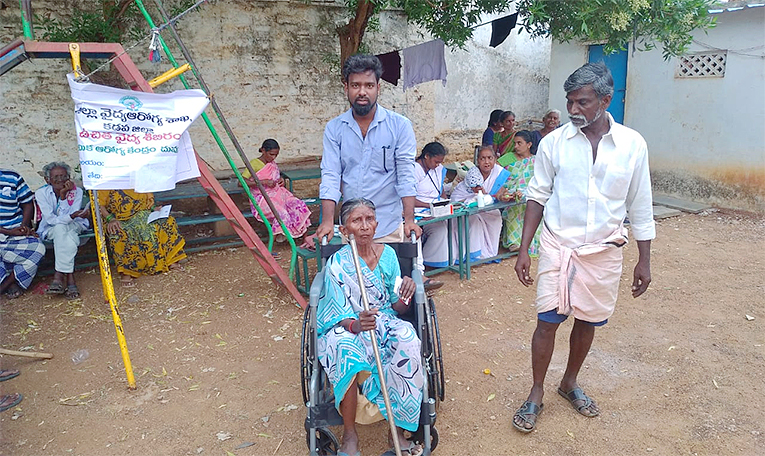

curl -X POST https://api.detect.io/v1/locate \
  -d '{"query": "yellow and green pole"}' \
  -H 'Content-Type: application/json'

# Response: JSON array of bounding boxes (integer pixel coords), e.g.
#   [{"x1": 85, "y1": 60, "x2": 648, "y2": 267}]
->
[{"x1": 70, "y1": 43, "x2": 136, "y2": 389}]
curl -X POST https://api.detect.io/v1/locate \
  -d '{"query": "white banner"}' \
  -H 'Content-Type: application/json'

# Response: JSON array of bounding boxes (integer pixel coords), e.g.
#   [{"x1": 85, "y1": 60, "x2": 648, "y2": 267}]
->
[{"x1": 68, "y1": 73, "x2": 210, "y2": 192}]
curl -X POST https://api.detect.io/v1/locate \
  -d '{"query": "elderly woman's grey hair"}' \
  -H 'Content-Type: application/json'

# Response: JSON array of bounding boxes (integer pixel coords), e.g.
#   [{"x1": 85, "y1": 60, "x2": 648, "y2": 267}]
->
[
  {"x1": 42, "y1": 161, "x2": 72, "y2": 179},
  {"x1": 543, "y1": 108, "x2": 561, "y2": 119},
  {"x1": 340, "y1": 198, "x2": 377, "y2": 225},
  {"x1": 563, "y1": 62, "x2": 614, "y2": 99},
  {"x1": 477, "y1": 144, "x2": 495, "y2": 157}
]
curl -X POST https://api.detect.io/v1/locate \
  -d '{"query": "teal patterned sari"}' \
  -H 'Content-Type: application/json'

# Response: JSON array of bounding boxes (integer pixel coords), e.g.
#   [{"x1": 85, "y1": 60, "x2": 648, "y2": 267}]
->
[{"x1": 316, "y1": 245, "x2": 424, "y2": 431}]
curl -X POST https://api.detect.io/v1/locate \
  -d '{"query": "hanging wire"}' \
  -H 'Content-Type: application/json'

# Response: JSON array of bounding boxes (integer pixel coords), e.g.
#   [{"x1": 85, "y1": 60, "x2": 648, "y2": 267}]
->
[
  {"x1": 75, "y1": 0, "x2": 210, "y2": 81},
  {"x1": 691, "y1": 39, "x2": 765, "y2": 58},
  {"x1": 75, "y1": 36, "x2": 152, "y2": 82}
]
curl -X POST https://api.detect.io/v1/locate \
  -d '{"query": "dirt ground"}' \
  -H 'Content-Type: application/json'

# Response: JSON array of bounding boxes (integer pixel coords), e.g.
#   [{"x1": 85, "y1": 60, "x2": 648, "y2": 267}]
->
[{"x1": 1, "y1": 208, "x2": 763, "y2": 456}]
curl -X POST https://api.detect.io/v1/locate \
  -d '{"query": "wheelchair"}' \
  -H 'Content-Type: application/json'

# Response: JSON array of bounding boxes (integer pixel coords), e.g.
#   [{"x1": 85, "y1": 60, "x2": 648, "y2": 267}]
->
[{"x1": 301, "y1": 239, "x2": 445, "y2": 455}]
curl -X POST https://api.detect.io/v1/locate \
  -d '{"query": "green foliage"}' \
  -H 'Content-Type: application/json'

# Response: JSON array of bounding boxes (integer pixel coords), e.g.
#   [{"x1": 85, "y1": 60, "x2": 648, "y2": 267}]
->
[
  {"x1": 517, "y1": 0, "x2": 716, "y2": 59},
  {"x1": 34, "y1": 0, "x2": 202, "y2": 44},
  {"x1": 388, "y1": 0, "x2": 509, "y2": 49},
  {"x1": 32, "y1": 0, "x2": 715, "y2": 62},
  {"x1": 337, "y1": 0, "x2": 713, "y2": 60},
  {"x1": 35, "y1": 5, "x2": 134, "y2": 43}
]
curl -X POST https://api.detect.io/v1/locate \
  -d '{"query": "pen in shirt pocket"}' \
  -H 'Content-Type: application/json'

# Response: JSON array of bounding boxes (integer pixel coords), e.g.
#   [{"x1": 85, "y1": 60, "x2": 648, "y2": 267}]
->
[{"x1": 381, "y1": 145, "x2": 391, "y2": 172}]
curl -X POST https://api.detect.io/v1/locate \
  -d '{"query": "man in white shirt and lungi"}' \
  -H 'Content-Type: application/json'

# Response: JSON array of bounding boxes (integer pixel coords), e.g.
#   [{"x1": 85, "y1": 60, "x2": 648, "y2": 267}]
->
[{"x1": 511, "y1": 62, "x2": 655, "y2": 433}]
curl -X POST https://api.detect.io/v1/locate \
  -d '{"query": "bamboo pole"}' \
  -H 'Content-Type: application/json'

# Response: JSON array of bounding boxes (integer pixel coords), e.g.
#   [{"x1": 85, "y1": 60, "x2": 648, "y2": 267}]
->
[{"x1": 0, "y1": 348, "x2": 53, "y2": 359}]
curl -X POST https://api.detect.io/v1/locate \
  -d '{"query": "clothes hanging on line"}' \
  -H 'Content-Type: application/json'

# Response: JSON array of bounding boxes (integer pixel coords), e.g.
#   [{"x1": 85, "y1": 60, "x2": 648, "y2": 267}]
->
[
  {"x1": 490, "y1": 13, "x2": 519, "y2": 48},
  {"x1": 376, "y1": 50, "x2": 402, "y2": 86},
  {"x1": 402, "y1": 39, "x2": 447, "y2": 91}
]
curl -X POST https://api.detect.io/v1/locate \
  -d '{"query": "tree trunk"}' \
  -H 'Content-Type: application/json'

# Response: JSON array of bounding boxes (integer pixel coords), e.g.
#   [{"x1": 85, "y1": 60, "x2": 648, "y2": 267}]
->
[
  {"x1": 101, "y1": 0, "x2": 134, "y2": 40},
  {"x1": 336, "y1": 0, "x2": 377, "y2": 75}
]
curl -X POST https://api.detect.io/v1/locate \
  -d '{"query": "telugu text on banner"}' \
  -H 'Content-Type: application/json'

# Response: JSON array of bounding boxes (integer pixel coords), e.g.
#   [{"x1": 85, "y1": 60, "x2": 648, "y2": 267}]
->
[{"x1": 68, "y1": 74, "x2": 210, "y2": 192}]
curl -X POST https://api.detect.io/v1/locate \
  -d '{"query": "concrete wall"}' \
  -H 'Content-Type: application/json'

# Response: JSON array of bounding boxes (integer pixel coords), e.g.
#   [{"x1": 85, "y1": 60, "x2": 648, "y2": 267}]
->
[
  {"x1": 434, "y1": 13, "x2": 551, "y2": 156},
  {"x1": 1, "y1": 1, "x2": 549, "y2": 190},
  {"x1": 549, "y1": 8, "x2": 765, "y2": 211}
]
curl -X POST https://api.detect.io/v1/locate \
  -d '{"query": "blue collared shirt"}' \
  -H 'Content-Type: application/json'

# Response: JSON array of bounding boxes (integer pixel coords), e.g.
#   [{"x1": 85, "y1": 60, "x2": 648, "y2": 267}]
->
[{"x1": 320, "y1": 105, "x2": 417, "y2": 238}]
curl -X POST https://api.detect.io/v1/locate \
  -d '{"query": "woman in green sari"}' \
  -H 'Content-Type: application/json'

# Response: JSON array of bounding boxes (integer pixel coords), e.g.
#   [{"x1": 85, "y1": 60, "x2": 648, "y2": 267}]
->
[
  {"x1": 494, "y1": 110, "x2": 517, "y2": 166},
  {"x1": 498, "y1": 130, "x2": 542, "y2": 256}
]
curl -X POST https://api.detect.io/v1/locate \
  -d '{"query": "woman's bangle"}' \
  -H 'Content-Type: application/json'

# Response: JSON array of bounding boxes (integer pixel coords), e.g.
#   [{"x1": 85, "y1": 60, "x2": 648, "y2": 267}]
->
[
  {"x1": 345, "y1": 319, "x2": 359, "y2": 334},
  {"x1": 105, "y1": 214, "x2": 115, "y2": 222}
]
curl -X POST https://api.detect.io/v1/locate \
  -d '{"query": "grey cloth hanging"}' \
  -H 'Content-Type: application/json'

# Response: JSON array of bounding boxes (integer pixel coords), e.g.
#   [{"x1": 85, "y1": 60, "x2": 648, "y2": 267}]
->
[{"x1": 402, "y1": 39, "x2": 448, "y2": 90}]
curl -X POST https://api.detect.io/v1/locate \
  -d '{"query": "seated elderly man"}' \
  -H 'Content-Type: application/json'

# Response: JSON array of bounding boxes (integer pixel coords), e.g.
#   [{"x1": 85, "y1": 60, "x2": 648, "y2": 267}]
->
[
  {"x1": 35, "y1": 162, "x2": 90, "y2": 299},
  {"x1": 0, "y1": 168, "x2": 46, "y2": 299}
]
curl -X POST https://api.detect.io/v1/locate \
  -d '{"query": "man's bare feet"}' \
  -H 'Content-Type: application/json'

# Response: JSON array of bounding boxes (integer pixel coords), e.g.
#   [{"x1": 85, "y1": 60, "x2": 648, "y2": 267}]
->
[{"x1": 557, "y1": 385, "x2": 600, "y2": 417}]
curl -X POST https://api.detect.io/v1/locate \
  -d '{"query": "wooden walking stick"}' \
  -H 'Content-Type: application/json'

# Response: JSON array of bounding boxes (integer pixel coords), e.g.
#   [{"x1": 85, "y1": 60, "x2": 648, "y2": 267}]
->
[
  {"x1": 348, "y1": 234, "x2": 403, "y2": 456},
  {"x1": 0, "y1": 348, "x2": 54, "y2": 359}
]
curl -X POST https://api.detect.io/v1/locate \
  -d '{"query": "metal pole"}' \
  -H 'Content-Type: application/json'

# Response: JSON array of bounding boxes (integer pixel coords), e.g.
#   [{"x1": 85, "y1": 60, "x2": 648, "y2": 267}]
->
[
  {"x1": 347, "y1": 235, "x2": 402, "y2": 456},
  {"x1": 19, "y1": 0, "x2": 34, "y2": 40},
  {"x1": 91, "y1": 190, "x2": 136, "y2": 389},
  {"x1": 148, "y1": 0, "x2": 299, "y2": 265},
  {"x1": 69, "y1": 42, "x2": 135, "y2": 389}
]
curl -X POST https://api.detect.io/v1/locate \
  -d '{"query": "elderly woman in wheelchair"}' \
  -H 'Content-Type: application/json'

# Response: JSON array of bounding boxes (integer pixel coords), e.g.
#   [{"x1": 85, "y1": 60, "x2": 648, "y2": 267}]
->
[{"x1": 317, "y1": 198, "x2": 424, "y2": 456}]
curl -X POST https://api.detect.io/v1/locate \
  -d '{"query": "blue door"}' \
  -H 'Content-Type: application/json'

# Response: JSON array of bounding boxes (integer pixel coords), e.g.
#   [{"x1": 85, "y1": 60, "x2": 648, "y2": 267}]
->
[{"x1": 588, "y1": 45, "x2": 627, "y2": 124}]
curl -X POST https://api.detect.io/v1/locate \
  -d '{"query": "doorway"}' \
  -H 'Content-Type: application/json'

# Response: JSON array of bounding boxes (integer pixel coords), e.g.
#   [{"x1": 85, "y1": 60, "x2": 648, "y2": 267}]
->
[{"x1": 588, "y1": 44, "x2": 628, "y2": 124}]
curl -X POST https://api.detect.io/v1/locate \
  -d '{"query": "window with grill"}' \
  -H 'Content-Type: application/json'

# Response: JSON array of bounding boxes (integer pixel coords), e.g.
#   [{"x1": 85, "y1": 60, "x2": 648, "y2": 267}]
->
[{"x1": 676, "y1": 51, "x2": 727, "y2": 78}]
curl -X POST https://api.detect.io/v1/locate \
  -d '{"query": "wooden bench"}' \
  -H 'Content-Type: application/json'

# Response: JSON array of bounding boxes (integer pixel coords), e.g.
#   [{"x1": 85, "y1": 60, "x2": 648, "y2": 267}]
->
[
  {"x1": 154, "y1": 178, "x2": 244, "y2": 203},
  {"x1": 279, "y1": 167, "x2": 321, "y2": 194},
  {"x1": 39, "y1": 177, "x2": 322, "y2": 274}
]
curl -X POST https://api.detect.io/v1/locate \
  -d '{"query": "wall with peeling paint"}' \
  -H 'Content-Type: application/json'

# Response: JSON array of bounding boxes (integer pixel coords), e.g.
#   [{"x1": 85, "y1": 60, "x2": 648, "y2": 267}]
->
[
  {"x1": 549, "y1": 7, "x2": 765, "y2": 212},
  {"x1": 0, "y1": 1, "x2": 549, "y2": 191}
]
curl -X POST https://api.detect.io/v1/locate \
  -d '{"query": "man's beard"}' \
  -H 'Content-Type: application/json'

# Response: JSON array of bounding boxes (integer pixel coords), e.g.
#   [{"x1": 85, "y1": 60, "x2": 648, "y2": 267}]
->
[
  {"x1": 569, "y1": 108, "x2": 604, "y2": 128},
  {"x1": 351, "y1": 98, "x2": 376, "y2": 116}
]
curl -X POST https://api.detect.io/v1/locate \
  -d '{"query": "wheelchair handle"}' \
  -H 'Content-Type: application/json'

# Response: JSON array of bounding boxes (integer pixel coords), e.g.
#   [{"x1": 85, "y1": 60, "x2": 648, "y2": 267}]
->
[{"x1": 410, "y1": 231, "x2": 417, "y2": 244}]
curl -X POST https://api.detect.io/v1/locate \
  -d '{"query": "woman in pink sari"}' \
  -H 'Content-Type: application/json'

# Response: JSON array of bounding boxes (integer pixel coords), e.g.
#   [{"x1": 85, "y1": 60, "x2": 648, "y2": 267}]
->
[{"x1": 241, "y1": 139, "x2": 311, "y2": 242}]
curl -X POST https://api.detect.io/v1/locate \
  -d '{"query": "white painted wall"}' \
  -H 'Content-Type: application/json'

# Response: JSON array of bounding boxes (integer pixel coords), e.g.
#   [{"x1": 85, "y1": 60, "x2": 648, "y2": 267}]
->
[
  {"x1": 548, "y1": 41, "x2": 588, "y2": 119},
  {"x1": 435, "y1": 13, "x2": 551, "y2": 139},
  {"x1": 548, "y1": 8, "x2": 765, "y2": 211}
]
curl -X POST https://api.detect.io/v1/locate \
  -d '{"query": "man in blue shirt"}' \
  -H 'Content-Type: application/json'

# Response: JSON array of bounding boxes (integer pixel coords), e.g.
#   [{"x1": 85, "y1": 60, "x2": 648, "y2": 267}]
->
[
  {"x1": 315, "y1": 54, "x2": 421, "y2": 243},
  {"x1": 1, "y1": 168, "x2": 46, "y2": 299}
]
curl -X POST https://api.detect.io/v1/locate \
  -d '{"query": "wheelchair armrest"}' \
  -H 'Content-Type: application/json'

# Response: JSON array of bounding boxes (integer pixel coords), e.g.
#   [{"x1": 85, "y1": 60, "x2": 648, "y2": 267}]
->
[{"x1": 308, "y1": 270, "x2": 326, "y2": 307}]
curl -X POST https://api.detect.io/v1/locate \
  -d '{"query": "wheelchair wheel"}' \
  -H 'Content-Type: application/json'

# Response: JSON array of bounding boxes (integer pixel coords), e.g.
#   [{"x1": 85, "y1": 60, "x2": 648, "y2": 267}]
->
[
  {"x1": 411, "y1": 425, "x2": 439, "y2": 452},
  {"x1": 300, "y1": 305, "x2": 312, "y2": 405},
  {"x1": 305, "y1": 426, "x2": 340, "y2": 455},
  {"x1": 428, "y1": 297, "x2": 446, "y2": 402}
]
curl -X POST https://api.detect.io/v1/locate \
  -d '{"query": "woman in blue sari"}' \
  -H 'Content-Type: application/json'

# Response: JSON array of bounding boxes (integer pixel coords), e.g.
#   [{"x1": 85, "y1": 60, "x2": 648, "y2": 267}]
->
[{"x1": 317, "y1": 198, "x2": 424, "y2": 456}]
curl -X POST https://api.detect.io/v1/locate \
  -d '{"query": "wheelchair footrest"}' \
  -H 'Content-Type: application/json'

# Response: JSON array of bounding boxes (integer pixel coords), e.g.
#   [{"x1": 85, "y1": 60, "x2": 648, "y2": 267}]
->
[{"x1": 306, "y1": 402, "x2": 343, "y2": 429}]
